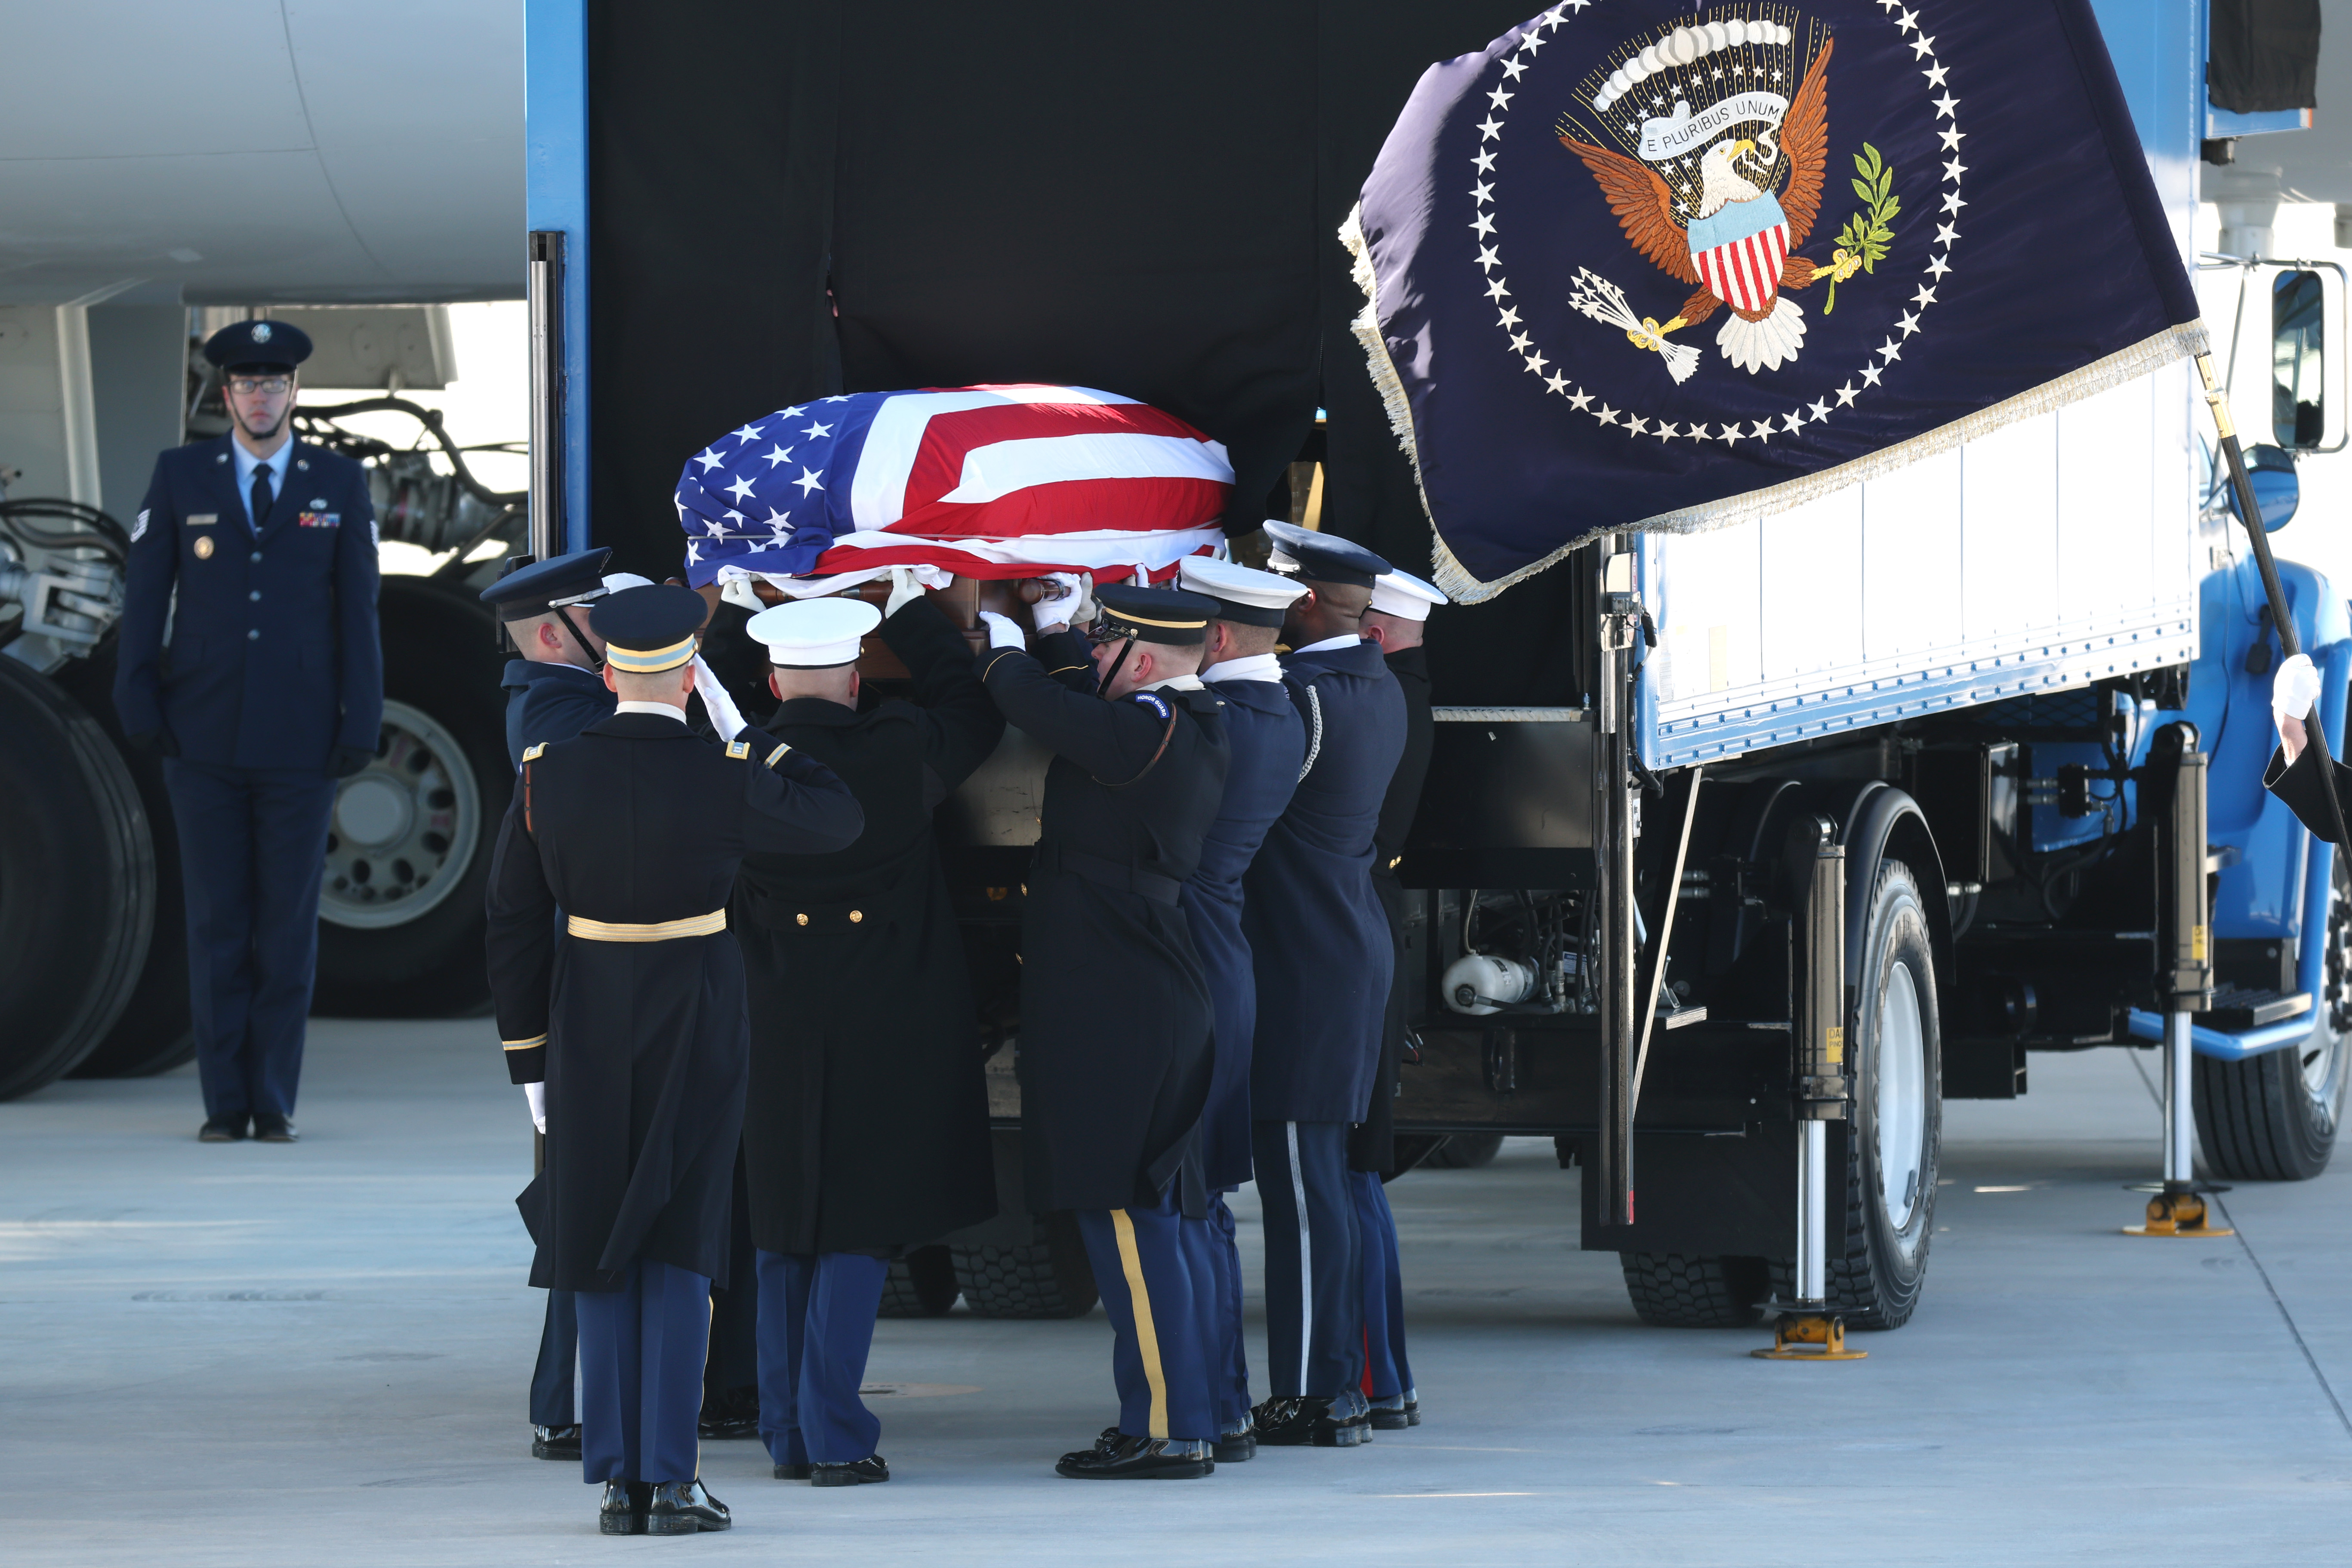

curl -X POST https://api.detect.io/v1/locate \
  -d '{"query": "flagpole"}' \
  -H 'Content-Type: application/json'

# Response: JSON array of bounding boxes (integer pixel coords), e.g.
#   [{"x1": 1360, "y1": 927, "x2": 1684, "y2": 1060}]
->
[{"x1": 2195, "y1": 353, "x2": 2352, "y2": 853}]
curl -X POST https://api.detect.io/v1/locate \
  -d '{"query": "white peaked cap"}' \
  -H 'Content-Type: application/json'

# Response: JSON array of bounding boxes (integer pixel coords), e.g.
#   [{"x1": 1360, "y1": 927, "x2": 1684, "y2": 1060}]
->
[
  {"x1": 1367, "y1": 567, "x2": 1447, "y2": 622},
  {"x1": 602, "y1": 572, "x2": 656, "y2": 593},
  {"x1": 745, "y1": 596, "x2": 881, "y2": 666},
  {"x1": 1181, "y1": 554, "x2": 1307, "y2": 614}
]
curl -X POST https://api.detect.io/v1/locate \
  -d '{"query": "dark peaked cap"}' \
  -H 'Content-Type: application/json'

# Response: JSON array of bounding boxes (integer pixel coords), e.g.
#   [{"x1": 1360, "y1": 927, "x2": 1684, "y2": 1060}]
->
[
  {"x1": 202, "y1": 318, "x2": 314, "y2": 372},
  {"x1": 480, "y1": 548, "x2": 616, "y2": 620},
  {"x1": 1094, "y1": 584, "x2": 1219, "y2": 645},
  {"x1": 1262, "y1": 520, "x2": 1390, "y2": 588},
  {"x1": 590, "y1": 584, "x2": 707, "y2": 674}
]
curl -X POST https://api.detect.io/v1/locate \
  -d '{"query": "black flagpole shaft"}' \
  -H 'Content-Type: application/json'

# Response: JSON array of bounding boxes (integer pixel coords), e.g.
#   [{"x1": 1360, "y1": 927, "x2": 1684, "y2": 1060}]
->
[{"x1": 2196, "y1": 353, "x2": 2352, "y2": 852}]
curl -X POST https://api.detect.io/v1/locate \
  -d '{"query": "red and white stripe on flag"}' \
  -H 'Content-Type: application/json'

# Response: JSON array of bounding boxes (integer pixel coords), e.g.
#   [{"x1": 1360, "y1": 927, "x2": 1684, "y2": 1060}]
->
[
  {"x1": 1694, "y1": 222, "x2": 1789, "y2": 315},
  {"x1": 845, "y1": 385, "x2": 1232, "y2": 541}
]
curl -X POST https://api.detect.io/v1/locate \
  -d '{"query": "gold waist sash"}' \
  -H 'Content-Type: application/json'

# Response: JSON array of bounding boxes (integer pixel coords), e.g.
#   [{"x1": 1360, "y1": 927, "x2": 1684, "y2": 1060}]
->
[{"x1": 565, "y1": 909, "x2": 727, "y2": 943}]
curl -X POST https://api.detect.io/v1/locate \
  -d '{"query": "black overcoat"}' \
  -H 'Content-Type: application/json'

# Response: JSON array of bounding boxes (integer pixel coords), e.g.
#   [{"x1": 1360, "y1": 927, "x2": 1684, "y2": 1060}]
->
[
  {"x1": 733, "y1": 600, "x2": 1005, "y2": 1255},
  {"x1": 1245, "y1": 638, "x2": 1406, "y2": 1123},
  {"x1": 979, "y1": 641, "x2": 1230, "y2": 1213},
  {"x1": 485, "y1": 712, "x2": 864, "y2": 1292},
  {"x1": 1352, "y1": 644, "x2": 1435, "y2": 1174},
  {"x1": 2266, "y1": 742, "x2": 2352, "y2": 845}
]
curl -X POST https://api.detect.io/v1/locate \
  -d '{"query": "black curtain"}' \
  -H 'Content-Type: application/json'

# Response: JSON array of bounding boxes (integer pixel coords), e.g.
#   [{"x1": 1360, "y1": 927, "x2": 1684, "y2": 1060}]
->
[{"x1": 2208, "y1": 0, "x2": 2321, "y2": 114}]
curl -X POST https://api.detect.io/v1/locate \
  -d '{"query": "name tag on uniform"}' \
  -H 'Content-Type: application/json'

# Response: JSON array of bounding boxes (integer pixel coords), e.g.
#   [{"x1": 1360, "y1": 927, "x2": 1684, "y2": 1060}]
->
[
  {"x1": 187, "y1": 512, "x2": 218, "y2": 527},
  {"x1": 297, "y1": 511, "x2": 341, "y2": 529}
]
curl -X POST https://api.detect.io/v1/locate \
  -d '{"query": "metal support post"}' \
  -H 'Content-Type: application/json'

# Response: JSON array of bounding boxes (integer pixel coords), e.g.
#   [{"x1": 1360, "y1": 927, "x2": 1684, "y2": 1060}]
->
[
  {"x1": 527, "y1": 230, "x2": 567, "y2": 565},
  {"x1": 1594, "y1": 538, "x2": 1641, "y2": 1228},
  {"x1": 1757, "y1": 815, "x2": 1865, "y2": 1360},
  {"x1": 2127, "y1": 725, "x2": 2232, "y2": 1237}
]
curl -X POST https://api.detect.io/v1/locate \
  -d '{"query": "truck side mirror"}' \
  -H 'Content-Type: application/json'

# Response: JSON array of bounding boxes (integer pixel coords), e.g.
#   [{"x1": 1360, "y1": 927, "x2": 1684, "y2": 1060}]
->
[{"x1": 2273, "y1": 268, "x2": 2327, "y2": 450}]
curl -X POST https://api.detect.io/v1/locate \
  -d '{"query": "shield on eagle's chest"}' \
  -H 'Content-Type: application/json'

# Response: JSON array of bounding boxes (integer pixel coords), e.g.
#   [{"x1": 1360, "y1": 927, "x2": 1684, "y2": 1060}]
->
[{"x1": 1687, "y1": 196, "x2": 1790, "y2": 315}]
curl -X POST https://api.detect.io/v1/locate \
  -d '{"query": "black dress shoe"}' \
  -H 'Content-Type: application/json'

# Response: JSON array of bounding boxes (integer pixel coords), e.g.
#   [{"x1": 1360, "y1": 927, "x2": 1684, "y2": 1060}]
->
[
  {"x1": 531, "y1": 1423, "x2": 582, "y2": 1460},
  {"x1": 1213, "y1": 1423, "x2": 1258, "y2": 1462},
  {"x1": 772, "y1": 1461, "x2": 812, "y2": 1480},
  {"x1": 597, "y1": 1480, "x2": 650, "y2": 1535},
  {"x1": 810, "y1": 1454, "x2": 889, "y2": 1488},
  {"x1": 645, "y1": 1480, "x2": 730, "y2": 1534},
  {"x1": 1252, "y1": 1395, "x2": 1370, "y2": 1448},
  {"x1": 698, "y1": 1412, "x2": 758, "y2": 1440},
  {"x1": 1369, "y1": 1392, "x2": 1421, "y2": 1430},
  {"x1": 1055, "y1": 1434, "x2": 1214, "y2": 1479},
  {"x1": 252, "y1": 1115, "x2": 298, "y2": 1143},
  {"x1": 198, "y1": 1116, "x2": 247, "y2": 1143}
]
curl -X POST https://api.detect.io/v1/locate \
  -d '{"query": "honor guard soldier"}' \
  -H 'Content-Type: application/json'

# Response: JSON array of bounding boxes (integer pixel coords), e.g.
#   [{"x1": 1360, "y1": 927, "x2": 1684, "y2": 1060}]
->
[
  {"x1": 1351, "y1": 565, "x2": 1448, "y2": 1429},
  {"x1": 113, "y1": 318, "x2": 382, "y2": 1145},
  {"x1": 2266, "y1": 653, "x2": 2352, "y2": 843},
  {"x1": 1174, "y1": 555, "x2": 1310, "y2": 1460},
  {"x1": 485, "y1": 585, "x2": 863, "y2": 1536},
  {"x1": 480, "y1": 548, "x2": 652, "y2": 1463},
  {"x1": 1245, "y1": 522, "x2": 1406, "y2": 1448},
  {"x1": 974, "y1": 584, "x2": 1231, "y2": 1480},
  {"x1": 732, "y1": 585, "x2": 1004, "y2": 1488}
]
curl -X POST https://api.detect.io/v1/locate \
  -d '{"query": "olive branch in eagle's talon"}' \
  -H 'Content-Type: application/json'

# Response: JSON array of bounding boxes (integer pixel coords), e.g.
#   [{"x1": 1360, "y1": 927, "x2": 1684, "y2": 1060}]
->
[{"x1": 1824, "y1": 143, "x2": 1898, "y2": 314}]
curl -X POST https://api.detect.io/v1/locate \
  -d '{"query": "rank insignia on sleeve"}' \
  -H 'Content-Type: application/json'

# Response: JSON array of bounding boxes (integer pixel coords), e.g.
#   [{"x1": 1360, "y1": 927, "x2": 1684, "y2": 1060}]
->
[{"x1": 132, "y1": 510, "x2": 148, "y2": 542}]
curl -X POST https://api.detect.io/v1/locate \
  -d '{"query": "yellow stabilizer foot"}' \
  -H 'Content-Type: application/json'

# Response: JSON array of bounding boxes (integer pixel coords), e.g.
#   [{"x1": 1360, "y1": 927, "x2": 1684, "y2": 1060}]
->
[
  {"x1": 1751, "y1": 1312, "x2": 1868, "y2": 1361},
  {"x1": 2123, "y1": 1189, "x2": 2234, "y2": 1238}
]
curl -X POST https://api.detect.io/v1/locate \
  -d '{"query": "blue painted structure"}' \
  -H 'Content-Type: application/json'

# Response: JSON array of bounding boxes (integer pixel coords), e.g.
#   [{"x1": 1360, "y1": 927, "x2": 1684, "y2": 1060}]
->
[{"x1": 524, "y1": 0, "x2": 591, "y2": 554}]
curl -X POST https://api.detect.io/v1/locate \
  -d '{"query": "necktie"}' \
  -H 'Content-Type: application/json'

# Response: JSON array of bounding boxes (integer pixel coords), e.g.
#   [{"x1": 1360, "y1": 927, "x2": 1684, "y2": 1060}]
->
[{"x1": 249, "y1": 465, "x2": 274, "y2": 533}]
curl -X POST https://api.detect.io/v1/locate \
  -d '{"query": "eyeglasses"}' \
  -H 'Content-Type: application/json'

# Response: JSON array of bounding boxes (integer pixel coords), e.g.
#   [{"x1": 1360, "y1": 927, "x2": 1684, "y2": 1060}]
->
[
  {"x1": 1083, "y1": 621, "x2": 1131, "y2": 647},
  {"x1": 226, "y1": 376, "x2": 293, "y2": 396}
]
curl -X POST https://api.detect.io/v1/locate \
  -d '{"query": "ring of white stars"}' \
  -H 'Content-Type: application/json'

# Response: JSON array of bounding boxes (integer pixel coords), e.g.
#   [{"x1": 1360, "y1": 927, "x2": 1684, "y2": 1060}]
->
[{"x1": 1479, "y1": 0, "x2": 1963, "y2": 446}]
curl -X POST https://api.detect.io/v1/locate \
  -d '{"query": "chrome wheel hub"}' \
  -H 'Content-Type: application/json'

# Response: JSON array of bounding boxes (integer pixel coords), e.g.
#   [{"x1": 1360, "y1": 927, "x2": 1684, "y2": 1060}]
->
[{"x1": 319, "y1": 699, "x2": 480, "y2": 930}]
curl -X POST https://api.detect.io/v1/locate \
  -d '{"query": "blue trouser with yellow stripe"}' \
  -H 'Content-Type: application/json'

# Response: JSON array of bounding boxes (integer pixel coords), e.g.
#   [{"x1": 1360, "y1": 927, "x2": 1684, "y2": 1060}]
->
[
  {"x1": 1252, "y1": 1119, "x2": 1362, "y2": 1399},
  {"x1": 575, "y1": 1259, "x2": 709, "y2": 1485},
  {"x1": 1350, "y1": 1169, "x2": 1413, "y2": 1401},
  {"x1": 754, "y1": 1250, "x2": 888, "y2": 1466},
  {"x1": 1074, "y1": 1185, "x2": 1217, "y2": 1442}
]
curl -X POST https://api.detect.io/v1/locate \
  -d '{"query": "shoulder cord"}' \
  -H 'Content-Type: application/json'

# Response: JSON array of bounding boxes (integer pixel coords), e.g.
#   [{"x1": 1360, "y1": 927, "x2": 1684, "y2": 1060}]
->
[
  {"x1": 1095, "y1": 702, "x2": 1180, "y2": 789},
  {"x1": 1295, "y1": 683, "x2": 1324, "y2": 783}
]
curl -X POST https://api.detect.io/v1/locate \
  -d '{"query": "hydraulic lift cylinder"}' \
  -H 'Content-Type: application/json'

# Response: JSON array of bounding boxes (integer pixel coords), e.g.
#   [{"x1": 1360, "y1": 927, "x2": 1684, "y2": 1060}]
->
[{"x1": 1794, "y1": 815, "x2": 1847, "y2": 1307}]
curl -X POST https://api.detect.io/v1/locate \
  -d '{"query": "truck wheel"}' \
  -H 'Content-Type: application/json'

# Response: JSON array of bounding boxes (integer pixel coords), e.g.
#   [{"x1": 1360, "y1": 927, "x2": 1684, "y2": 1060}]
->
[
  {"x1": 877, "y1": 1245, "x2": 962, "y2": 1317},
  {"x1": 1619, "y1": 1253, "x2": 1769, "y2": 1327},
  {"x1": 0, "y1": 656, "x2": 154, "y2": 1099},
  {"x1": 50, "y1": 644, "x2": 196, "y2": 1079},
  {"x1": 1775, "y1": 858, "x2": 1942, "y2": 1328},
  {"x1": 951, "y1": 1212, "x2": 1099, "y2": 1318},
  {"x1": 312, "y1": 578, "x2": 510, "y2": 1016},
  {"x1": 1423, "y1": 1131, "x2": 1505, "y2": 1169},
  {"x1": 2195, "y1": 851, "x2": 2348, "y2": 1180}
]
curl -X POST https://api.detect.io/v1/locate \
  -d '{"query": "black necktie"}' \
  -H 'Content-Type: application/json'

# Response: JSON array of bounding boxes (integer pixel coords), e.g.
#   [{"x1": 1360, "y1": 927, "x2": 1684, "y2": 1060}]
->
[{"x1": 250, "y1": 465, "x2": 274, "y2": 533}]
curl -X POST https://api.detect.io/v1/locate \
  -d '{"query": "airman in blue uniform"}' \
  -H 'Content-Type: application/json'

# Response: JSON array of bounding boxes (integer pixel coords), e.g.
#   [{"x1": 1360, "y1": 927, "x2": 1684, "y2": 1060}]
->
[
  {"x1": 113, "y1": 319, "x2": 382, "y2": 1145},
  {"x1": 1244, "y1": 523, "x2": 1406, "y2": 1448},
  {"x1": 1174, "y1": 555, "x2": 1309, "y2": 1460}
]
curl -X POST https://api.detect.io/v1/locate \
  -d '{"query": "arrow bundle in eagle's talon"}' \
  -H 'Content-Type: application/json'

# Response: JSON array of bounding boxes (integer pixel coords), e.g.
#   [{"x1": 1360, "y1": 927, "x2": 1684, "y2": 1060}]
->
[{"x1": 1572, "y1": 268, "x2": 1701, "y2": 384}]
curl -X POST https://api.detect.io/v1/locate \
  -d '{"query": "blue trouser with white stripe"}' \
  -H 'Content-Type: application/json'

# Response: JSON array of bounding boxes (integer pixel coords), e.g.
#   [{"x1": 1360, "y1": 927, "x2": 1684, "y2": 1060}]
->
[
  {"x1": 1203, "y1": 1192, "x2": 1252, "y2": 1434},
  {"x1": 1074, "y1": 1184, "x2": 1217, "y2": 1442},
  {"x1": 575, "y1": 1259, "x2": 709, "y2": 1485},
  {"x1": 754, "y1": 1250, "x2": 888, "y2": 1466},
  {"x1": 1251, "y1": 1120, "x2": 1362, "y2": 1399},
  {"x1": 1350, "y1": 1169, "x2": 1413, "y2": 1401}
]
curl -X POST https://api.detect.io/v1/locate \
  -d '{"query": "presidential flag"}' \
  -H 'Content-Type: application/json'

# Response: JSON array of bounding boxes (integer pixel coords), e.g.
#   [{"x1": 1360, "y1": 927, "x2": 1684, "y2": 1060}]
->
[
  {"x1": 674, "y1": 385, "x2": 1232, "y2": 595},
  {"x1": 1346, "y1": 0, "x2": 2207, "y2": 600}
]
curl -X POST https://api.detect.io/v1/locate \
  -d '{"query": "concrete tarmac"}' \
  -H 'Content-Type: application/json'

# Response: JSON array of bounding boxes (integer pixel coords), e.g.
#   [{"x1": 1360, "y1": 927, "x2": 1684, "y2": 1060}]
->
[{"x1": 5, "y1": 1021, "x2": 2349, "y2": 1565}]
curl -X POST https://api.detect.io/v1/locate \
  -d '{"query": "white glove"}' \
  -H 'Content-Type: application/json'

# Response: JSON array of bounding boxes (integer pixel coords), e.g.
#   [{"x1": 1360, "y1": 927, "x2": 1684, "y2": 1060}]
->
[
  {"x1": 2274, "y1": 652, "x2": 2322, "y2": 733},
  {"x1": 691, "y1": 655, "x2": 748, "y2": 742},
  {"x1": 977, "y1": 611, "x2": 1027, "y2": 650},
  {"x1": 884, "y1": 567, "x2": 925, "y2": 618},
  {"x1": 523, "y1": 1081, "x2": 546, "y2": 1135},
  {"x1": 1035, "y1": 571, "x2": 1093, "y2": 633}
]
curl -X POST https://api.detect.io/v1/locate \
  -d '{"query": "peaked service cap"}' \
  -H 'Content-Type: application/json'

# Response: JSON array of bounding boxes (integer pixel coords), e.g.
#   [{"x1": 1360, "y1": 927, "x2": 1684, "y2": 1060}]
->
[
  {"x1": 589, "y1": 584, "x2": 707, "y2": 674},
  {"x1": 203, "y1": 318, "x2": 314, "y2": 372},
  {"x1": 745, "y1": 596, "x2": 881, "y2": 667},
  {"x1": 1179, "y1": 555, "x2": 1307, "y2": 627}
]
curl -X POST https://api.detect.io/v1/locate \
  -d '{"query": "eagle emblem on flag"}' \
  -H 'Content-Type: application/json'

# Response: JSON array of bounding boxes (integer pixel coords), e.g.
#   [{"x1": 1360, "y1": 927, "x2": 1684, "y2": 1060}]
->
[{"x1": 1557, "y1": 18, "x2": 1872, "y2": 378}]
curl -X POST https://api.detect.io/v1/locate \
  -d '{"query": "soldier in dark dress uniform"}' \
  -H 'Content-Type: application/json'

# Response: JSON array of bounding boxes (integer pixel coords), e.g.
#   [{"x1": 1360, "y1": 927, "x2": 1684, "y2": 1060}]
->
[
  {"x1": 113, "y1": 319, "x2": 382, "y2": 1145},
  {"x1": 479, "y1": 549, "x2": 664, "y2": 1463},
  {"x1": 1174, "y1": 555, "x2": 1309, "y2": 1460},
  {"x1": 974, "y1": 584, "x2": 1231, "y2": 1480},
  {"x1": 1244, "y1": 523, "x2": 1406, "y2": 1448},
  {"x1": 731, "y1": 589, "x2": 1003, "y2": 1488},
  {"x1": 2266, "y1": 653, "x2": 2352, "y2": 843},
  {"x1": 1351, "y1": 565, "x2": 1447, "y2": 1430},
  {"x1": 485, "y1": 585, "x2": 863, "y2": 1536}
]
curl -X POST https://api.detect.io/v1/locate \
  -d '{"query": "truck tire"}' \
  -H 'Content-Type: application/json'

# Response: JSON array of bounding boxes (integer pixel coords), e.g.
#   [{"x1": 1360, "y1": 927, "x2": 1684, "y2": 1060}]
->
[
  {"x1": 877, "y1": 1245, "x2": 962, "y2": 1317},
  {"x1": 312, "y1": 577, "x2": 510, "y2": 1016},
  {"x1": 951, "y1": 1212, "x2": 1099, "y2": 1318},
  {"x1": 50, "y1": 644, "x2": 197, "y2": 1079},
  {"x1": 2195, "y1": 850, "x2": 2348, "y2": 1180},
  {"x1": 1619, "y1": 1253, "x2": 1770, "y2": 1327},
  {"x1": 1774, "y1": 858, "x2": 1942, "y2": 1328},
  {"x1": 0, "y1": 656, "x2": 155, "y2": 1099},
  {"x1": 1423, "y1": 1131, "x2": 1505, "y2": 1169}
]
